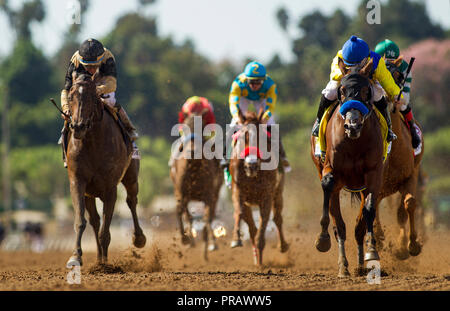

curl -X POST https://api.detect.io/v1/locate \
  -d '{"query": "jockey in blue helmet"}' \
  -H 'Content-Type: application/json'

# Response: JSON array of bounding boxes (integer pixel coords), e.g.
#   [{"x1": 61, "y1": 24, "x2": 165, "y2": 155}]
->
[{"x1": 311, "y1": 35, "x2": 408, "y2": 142}]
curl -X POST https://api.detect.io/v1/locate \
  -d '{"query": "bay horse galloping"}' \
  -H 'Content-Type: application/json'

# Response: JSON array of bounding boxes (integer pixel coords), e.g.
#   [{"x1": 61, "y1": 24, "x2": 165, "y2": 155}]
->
[
  {"x1": 375, "y1": 95, "x2": 424, "y2": 259},
  {"x1": 310, "y1": 58, "x2": 384, "y2": 277},
  {"x1": 65, "y1": 75, "x2": 146, "y2": 267},
  {"x1": 230, "y1": 109, "x2": 287, "y2": 266},
  {"x1": 170, "y1": 109, "x2": 223, "y2": 260}
]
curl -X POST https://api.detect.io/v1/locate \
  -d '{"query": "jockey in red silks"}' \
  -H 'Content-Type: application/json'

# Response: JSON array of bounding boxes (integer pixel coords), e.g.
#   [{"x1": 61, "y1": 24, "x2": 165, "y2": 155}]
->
[{"x1": 169, "y1": 96, "x2": 216, "y2": 167}]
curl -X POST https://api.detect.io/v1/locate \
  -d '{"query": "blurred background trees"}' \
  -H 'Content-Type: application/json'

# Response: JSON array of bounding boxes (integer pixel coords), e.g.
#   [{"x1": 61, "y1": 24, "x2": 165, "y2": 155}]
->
[{"x1": 0, "y1": 0, "x2": 448, "y2": 221}]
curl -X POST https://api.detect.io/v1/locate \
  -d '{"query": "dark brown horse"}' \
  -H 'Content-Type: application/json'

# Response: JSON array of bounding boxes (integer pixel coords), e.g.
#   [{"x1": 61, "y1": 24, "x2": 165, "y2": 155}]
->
[
  {"x1": 310, "y1": 58, "x2": 385, "y2": 276},
  {"x1": 374, "y1": 98, "x2": 424, "y2": 259},
  {"x1": 170, "y1": 109, "x2": 223, "y2": 260},
  {"x1": 229, "y1": 109, "x2": 287, "y2": 266},
  {"x1": 65, "y1": 75, "x2": 146, "y2": 267}
]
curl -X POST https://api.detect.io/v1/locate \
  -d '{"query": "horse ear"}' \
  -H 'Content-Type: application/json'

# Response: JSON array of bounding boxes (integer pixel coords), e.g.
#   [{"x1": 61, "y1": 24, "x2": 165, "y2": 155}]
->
[
  {"x1": 359, "y1": 58, "x2": 373, "y2": 78},
  {"x1": 257, "y1": 107, "x2": 265, "y2": 123},
  {"x1": 338, "y1": 58, "x2": 349, "y2": 76}
]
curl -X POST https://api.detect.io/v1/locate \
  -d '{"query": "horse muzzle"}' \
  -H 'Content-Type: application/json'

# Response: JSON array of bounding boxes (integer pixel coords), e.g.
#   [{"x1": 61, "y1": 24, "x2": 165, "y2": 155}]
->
[
  {"x1": 344, "y1": 123, "x2": 362, "y2": 139},
  {"x1": 244, "y1": 156, "x2": 260, "y2": 177}
]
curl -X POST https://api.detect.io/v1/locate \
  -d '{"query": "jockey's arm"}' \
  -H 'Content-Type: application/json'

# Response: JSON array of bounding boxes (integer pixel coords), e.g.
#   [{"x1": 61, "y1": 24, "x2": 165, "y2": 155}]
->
[
  {"x1": 229, "y1": 81, "x2": 242, "y2": 120},
  {"x1": 95, "y1": 57, "x2": 117, "y2": 95},
  {"x1": 373, "y1": 57, "x2": 403, "y2": 102},
  {"x1": 329, "y1": 51, "x2": 344, "y2": 81},
  {"x1": 400, "y1": 60, "x2": 412, "y2": 106},
  {"x1": 60, "y1": 62, "x2": 76, "y2": 118},
  {"x1": 262, "y1": 83, "x2": 277, "y2": 121}
]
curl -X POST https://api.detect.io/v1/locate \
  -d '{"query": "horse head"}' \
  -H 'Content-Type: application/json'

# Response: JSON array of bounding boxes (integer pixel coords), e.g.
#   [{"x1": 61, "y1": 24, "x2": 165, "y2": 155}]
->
[
  {"x1": 68, "y1": 74, "x2": 103, "y2": 139},
  {"x1": 236, "y1": 108, "x2": 268, "y2": 178},
  {"x1": 338, "y1": 57, "x2": 373, "y2": 139}
]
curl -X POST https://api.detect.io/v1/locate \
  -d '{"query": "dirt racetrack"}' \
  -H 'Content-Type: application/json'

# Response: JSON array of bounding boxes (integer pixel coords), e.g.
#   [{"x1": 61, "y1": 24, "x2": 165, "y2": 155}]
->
[{"x1": 0, "y1": 218, "x2": 449, "y2": 291}]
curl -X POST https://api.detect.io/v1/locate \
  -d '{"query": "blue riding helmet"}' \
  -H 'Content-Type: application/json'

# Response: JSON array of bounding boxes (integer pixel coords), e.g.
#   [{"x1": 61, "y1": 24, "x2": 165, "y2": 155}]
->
[
  {"x1": 342, "y1": 36, "x2": 370, "y2": 66},
  {"x1": 244, "y1": 61, "x2": 267, "y2": 80}
]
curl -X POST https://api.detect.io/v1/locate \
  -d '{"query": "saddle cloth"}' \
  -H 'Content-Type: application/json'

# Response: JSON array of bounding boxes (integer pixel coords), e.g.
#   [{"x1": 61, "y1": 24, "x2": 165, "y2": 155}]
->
[{"x1": 315, "y1": 103, "x2": 390, "y2": 162}]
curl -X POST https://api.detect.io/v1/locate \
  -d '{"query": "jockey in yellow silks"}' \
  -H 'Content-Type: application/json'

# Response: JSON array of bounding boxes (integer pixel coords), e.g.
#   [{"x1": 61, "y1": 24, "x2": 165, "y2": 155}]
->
[{"x1": 312, "y1": 35, "x2": 407, "y2": 143}]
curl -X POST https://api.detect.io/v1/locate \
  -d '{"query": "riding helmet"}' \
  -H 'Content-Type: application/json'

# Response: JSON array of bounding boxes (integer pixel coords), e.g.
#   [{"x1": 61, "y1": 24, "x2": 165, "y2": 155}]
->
[{"x1": 79, "y1": 38, "x2": 105, "y2": 65}]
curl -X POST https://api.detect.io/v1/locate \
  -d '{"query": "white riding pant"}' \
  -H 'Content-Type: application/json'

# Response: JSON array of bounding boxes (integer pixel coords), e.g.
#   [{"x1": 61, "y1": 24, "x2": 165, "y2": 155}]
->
[
  {"x1": 231, "y1": 98, "x2": 275, "y2": 126},
  {"x1": 322, "y1": 80, "x2": 385, "y2": 103}
]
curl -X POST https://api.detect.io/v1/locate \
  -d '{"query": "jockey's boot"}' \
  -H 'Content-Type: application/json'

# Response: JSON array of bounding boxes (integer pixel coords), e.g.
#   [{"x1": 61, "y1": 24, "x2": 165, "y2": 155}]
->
[
  {"x1": 374, "y1": 97, "x2": 396, "y2": 142},
  {"x1": 312, "y1": 95, "x2": 335, "y2": 137},
  {"x1": 401, "y1": 105, "x2": 421, "y2": 149},
  {"x1": 58, "y1": 123, "x2": 69, "y2": 168},
  {"x1": 118, "y1": 107, "x2": 139, "y2": 141}
]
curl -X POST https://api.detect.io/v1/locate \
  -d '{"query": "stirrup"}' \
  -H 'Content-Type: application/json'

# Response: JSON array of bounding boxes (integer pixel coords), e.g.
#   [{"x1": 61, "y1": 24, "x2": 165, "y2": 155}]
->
[
  {"x1": 387, "y1": 130, "x2": 397, "y2": 142},
  {"x1": 312, "y1": 119, "x2": 320, "y2": 137}
]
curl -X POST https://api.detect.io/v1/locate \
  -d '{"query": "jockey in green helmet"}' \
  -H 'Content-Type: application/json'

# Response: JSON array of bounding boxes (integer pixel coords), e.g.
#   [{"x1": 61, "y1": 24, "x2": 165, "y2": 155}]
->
[{"x1": 375, "y1": 39, "x2": 421, "y2": 149}]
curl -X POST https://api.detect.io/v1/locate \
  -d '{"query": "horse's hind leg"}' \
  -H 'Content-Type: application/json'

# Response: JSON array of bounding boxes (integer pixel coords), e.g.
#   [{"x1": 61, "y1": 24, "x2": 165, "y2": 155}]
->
[
  {"x1": 99, "y1": 190, "x2": 117, "y2": 264},
  {"x1": 330, "y1": 192, "x2": 349, "y2": 277},
  {"x1": 273, "y1": 190, "x2": 288, "y2": 253},
  {"x1": 85, "y1": 197, "x2": 102, "y2": 264},
  {"x1": 122, "y1": 160, "x2": 146, "y2": 248},
  {"x1": 67, "y1": 182, "x2": 87, "y2": 267},
  {"x1": 399, "y1": 176, "x2": 422, "y2": 257},
  {"x1": 204, "y1": 200, "x2": 218, "y2": 253},
  {"x1": 230, "y1": 191, "x2": 244, "y2": 248}
]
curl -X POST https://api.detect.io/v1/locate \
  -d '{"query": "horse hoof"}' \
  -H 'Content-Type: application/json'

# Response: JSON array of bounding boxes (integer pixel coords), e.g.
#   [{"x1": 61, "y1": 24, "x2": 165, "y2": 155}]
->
[
  {"x1": 364, "y1": 250, "x2": 380, "y2": 262},
  {"x1": 338, "y1": 267, "x2": 350, "y2": 278},
  {"x1": 354, "y1": 266, "x2": 367, "y2": 277},
  {"x1": 408, "y1": 241, "x2": 422, "y2": 256},
  {"x1": 230, "y1": 240, "x2": 243, "y2": 248},
  {"x1": 279, "y1": 242, "x2": 289, "y2": 253},
  {"x1": 315, "y1": 233, "x2": 331, "y2": 252},
  {"x1": 394, "y1": 248, "x2": 410, "y2": 260},
  {"x1": 133, "y1": 234, "x2": 147, "y2": 248},
  {"x1": 208, "y1": 244, "x2": 218, "y2": 252},
  {"x1": 181, "y1": 235, "x2": 192, "y2": 245},
  {"x1": 66, "y1": 256, "x2": 82, "y2": 268}
]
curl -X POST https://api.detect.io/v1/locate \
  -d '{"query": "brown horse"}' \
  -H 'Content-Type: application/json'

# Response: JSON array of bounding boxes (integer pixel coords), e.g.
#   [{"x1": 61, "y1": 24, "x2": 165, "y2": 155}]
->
[
  {"x1": 170, "y1": 109, "x2": 223, "y2": 260},
  {"x1": 310, "y1": 58, "x2": 385, "y2": 276},
  {"x1": 65, "y1": 75, "x2": 146, "y2": 267},
  {"x1": 229, "y1": 109, "x2": 287, "y2": 266},
  {"x1": 374, "y1": 99, "x2": 424, "y2": 259}
]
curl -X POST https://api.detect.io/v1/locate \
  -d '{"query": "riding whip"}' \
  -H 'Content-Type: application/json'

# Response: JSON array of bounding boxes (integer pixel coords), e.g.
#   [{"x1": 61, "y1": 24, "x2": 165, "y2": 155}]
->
[
  {"x1": 396, "y1": 57, "x2": 415, "y2": 101},
  {"x1": 50, "y1": 98, "x2": 71, "y2": 120}
]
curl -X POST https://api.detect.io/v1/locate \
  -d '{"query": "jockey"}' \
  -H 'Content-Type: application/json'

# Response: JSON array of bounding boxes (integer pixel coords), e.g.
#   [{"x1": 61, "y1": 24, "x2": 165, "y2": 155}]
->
[
  {"x1": 60, "y1": 38, "x2": 138, "y2": 141},
  {"x1": 168, "y1": 96, "x2": 215, "y2": 167},
  {"x1": 178, "y1": 96, "x2": 216, "y2": 130},
  {"x1": 375, "y1": 39, "x2": 421, "y2": 148},
  {"x1": 312, "y1": 35, "x2": 408, "y2": 142},
  {"x1": 221, "y1": 61, "x2": 291, "y2": 186}
]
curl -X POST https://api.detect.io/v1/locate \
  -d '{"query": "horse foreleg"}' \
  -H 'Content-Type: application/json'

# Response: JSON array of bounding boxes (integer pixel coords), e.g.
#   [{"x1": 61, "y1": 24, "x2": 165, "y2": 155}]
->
[
  {"x1": 363, "y1": 193, "x2": 380, "y2": 262},
  {"x1": 273, "y1": 191, "x2": 288, "y2": 253},
  {"x1": 204, "y1": 200, "x2": 218, "y2": 252},
  {"x1": 330, "y1": 192, "x2": 349, "y2": 277},
  {"x1": 67, "y1": 182, "x2": 87, "y2": 267},
  {"x1": 315, "y1": 172, "x2": 334, "y2": 252},
  {"x1": 85, "y1": 196, "x2": 102, "y2": 264},
  {"x1": 255, "y1": 201, "x2": 271, "y2": 266},
  {"x1": 355, "y1": 192, "x2": 367, "y2": 275},
  {"x1": 99, "y1": 190, "x2": 117, "y2": 264},
  {"x1": 394, "y1": 195, "x2": 410, "y2": 260}
]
